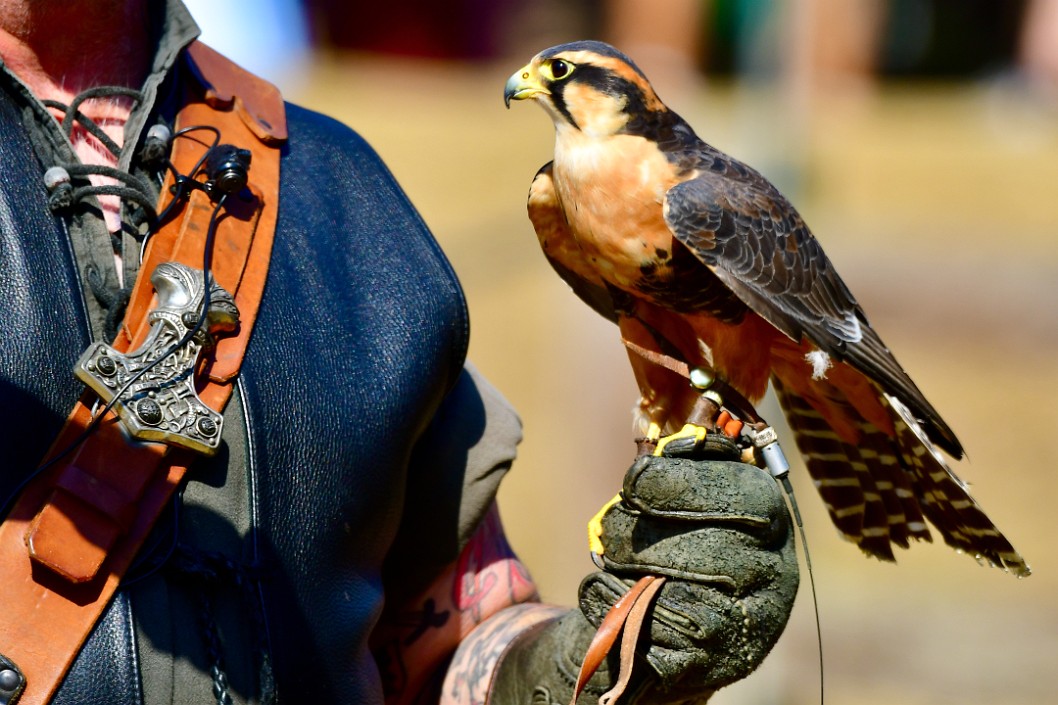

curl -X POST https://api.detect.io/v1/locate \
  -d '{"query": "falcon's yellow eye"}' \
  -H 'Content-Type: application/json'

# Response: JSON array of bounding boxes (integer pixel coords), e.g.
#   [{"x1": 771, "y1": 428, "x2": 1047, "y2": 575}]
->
[{"x1": 542, "y1": 58, "x2": 573, "y2": 82}]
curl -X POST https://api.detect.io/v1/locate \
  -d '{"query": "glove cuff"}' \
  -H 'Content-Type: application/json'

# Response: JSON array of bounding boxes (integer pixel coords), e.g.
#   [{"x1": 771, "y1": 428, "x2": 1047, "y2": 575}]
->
[{"x1": 490, "y1": 608, "x2": 659, "y2": 705}]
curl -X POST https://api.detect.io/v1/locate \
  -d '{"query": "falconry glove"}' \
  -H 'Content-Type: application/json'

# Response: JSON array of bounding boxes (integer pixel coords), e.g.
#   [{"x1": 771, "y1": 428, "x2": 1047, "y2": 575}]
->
[{"x1": 490, "y1": 443, "x2": 799, "y2": 704}]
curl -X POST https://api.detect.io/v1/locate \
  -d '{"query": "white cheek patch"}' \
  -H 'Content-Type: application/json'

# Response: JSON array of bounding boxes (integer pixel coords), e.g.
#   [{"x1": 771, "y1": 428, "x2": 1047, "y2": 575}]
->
[{"x1": 804, "y1": 349, "x2": 833, "y2": 380}]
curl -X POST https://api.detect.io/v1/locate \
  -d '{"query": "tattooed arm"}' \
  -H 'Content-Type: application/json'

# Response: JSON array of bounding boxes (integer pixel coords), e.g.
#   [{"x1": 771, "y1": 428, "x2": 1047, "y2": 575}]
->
[
  {"x1": 451, "y1": 453, "x2": 800, "y2": 705},
  {"x1": 371, "y1": 502, "x2": 563, "y2": 705},
  {"x1": 373, "y1": 441, "x2": 798, "y2": 704}
]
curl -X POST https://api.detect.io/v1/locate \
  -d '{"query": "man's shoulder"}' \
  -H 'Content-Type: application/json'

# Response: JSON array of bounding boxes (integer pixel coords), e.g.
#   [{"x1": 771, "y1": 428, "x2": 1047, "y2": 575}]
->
[
  {"x1": 279, "y1": 101, "x2": 414, "y2": 198},
  {"x1": 283, "y1": 102, "x2": 375, "y2": 155}
]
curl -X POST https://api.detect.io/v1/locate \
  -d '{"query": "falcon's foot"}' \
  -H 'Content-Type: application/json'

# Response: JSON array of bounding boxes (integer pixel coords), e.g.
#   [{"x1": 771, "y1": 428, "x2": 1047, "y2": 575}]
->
[{"x1": 588, "y1": 492, "x2": 623, "y2": 556}]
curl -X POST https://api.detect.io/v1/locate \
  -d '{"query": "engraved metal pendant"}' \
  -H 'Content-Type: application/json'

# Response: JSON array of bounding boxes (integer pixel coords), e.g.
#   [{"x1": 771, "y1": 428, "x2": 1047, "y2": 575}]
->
[{"x1": 75, "y1": 262, "x2": 239, "y2": 455}]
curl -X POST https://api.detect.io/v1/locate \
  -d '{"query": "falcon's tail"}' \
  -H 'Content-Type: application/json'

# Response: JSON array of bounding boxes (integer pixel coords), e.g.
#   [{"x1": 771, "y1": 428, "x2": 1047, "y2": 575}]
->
[{"x1": 770, "y1": 370, "x2": 1029, "y2": 576}]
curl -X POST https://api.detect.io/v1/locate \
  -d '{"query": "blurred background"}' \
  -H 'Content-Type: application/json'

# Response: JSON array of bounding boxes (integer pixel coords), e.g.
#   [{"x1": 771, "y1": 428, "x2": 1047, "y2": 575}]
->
[{"x1": 185, "y1": 1, "x2": 1057, "y2": 703}]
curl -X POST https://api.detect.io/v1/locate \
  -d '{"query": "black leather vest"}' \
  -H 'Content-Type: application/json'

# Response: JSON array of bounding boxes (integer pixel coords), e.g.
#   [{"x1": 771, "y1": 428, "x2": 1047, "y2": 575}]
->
[{"x1": 0, "y1": 95, "x2": 470, "y2": 703}]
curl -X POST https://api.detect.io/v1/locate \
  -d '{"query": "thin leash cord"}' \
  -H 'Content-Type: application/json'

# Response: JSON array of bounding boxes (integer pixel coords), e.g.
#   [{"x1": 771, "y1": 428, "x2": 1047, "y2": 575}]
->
[
  {"x1": 778, "y1": 474, "x2": 825, "y2": 705},
  {"x1": 142, "y1": 126, "x2": 222, "y2": 263}
]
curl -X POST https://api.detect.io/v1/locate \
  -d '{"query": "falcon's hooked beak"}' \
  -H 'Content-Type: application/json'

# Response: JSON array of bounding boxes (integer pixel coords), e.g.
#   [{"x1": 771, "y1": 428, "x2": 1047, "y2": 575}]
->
[{"x1": 504, "y1": 63, "x2": 549, "y2": 108}]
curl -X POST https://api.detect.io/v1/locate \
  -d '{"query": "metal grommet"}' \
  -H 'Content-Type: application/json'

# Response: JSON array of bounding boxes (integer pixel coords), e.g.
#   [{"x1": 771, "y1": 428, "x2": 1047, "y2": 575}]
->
[
  {"x1": 0, "y1": 653, "x2": 26, "y2": 705},
  {"x1": 689, "y1": 366, "x2": 714, "y2": 390}
]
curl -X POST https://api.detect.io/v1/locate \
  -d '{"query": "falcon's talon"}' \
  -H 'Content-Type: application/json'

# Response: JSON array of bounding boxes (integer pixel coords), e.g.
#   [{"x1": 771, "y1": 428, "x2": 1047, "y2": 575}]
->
[
  {"x1": 653, "y1": 423, "x2": 708, "y2": 457},
  {"x1": 645, "y1": 421, "x2": 662, "y2": 443},
  {"x1": 588, "y1": 492, "x2": 623, "y2": 556}
]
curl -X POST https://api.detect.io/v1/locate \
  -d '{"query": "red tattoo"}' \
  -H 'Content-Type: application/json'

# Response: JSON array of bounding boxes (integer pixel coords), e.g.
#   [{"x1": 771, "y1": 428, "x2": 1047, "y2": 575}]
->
[{"x1": 374, "y1": 503, "x2": 541, "y2": 705}]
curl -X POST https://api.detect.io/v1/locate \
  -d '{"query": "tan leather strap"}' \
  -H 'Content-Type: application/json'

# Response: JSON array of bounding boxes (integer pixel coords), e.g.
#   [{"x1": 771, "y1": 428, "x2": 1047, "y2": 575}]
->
[
  {"x1": 569, "y1": 575, "x2": 665, "y2": 705},
  {"x1": 621, "y1": 338, "x2": 692, "y2": 379},
  {"x1": 597, "y1": 577, "x2": 664, "y2": 705},
  {"x1": 622, "y1": 338, "x2": 764, "y2": 427},
  {"x1": 0, "y1": 42, "x2": 284, "y2": 705}
]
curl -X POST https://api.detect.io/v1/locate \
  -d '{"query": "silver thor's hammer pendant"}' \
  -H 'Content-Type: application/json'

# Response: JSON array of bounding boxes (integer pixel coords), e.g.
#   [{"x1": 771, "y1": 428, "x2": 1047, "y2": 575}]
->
[{"x1": 75, "y1": 262, "x2": 240, "y2": 456}]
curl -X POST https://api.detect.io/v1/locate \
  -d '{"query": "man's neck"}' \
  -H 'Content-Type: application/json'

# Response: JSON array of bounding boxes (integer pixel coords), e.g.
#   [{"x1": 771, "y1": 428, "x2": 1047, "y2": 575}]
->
[
  {"x1": 0, "y1": 0, "x2": 156, "y2": 239},
  {"x1": 0, "y1": 0, "x2": 151, "y2": 103}
]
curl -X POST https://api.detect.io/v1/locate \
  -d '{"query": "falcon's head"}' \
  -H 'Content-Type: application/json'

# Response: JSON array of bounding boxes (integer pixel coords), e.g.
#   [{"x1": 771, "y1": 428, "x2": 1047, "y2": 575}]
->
[{"x1": 504, "y1": 41, "x2": 672, "y2": 138}]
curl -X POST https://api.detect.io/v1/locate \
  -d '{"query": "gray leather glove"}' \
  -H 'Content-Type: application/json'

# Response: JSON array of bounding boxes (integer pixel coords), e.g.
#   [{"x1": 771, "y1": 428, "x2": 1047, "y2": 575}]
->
[{"x1": 490, "y1": 439, "x2": 799, "y2": 704}]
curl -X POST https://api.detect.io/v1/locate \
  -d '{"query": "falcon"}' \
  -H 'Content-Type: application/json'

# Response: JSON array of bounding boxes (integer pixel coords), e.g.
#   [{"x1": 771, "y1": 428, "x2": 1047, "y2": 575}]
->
[{"x1": 504, "y1": 40, "x2": 1028, "y2": 575}]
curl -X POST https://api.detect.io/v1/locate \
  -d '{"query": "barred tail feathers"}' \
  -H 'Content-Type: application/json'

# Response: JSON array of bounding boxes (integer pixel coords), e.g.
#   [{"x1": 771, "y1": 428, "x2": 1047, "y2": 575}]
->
[
  {"x1": 770, "y1": 362, "x2": 1029, "y2": 575},
  {"x1": 771, "y1": 376, "x2": 931, "y2": 561}
]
